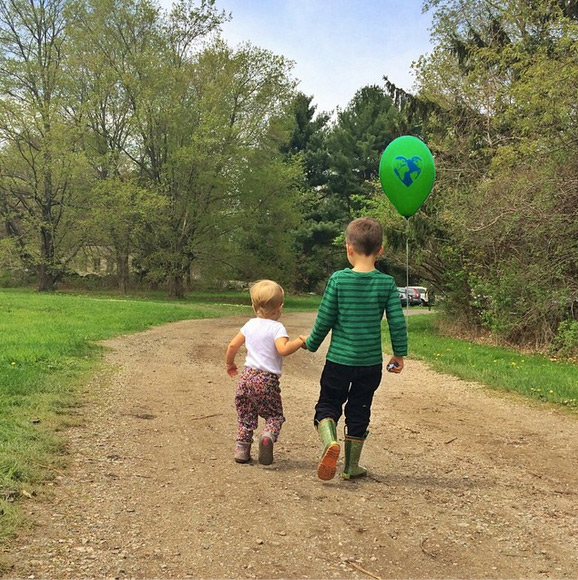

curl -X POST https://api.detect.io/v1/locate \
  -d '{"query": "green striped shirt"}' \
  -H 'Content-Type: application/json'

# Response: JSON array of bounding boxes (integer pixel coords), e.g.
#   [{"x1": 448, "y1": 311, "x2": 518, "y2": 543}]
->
[{"x1": 305, "y1": 268, "x2": 408, "y2": 366}]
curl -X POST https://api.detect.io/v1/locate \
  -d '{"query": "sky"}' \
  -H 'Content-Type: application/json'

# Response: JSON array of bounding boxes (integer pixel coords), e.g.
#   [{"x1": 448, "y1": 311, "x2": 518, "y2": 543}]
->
[{"x1": 158, "y1": 0, "x2": 434, "y2": 114}]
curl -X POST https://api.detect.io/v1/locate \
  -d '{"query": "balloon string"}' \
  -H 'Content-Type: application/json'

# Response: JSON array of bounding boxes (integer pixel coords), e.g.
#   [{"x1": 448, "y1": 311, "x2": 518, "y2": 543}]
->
[{"x1": 405, "y1": 217, "x2": 410, "y2": 327}]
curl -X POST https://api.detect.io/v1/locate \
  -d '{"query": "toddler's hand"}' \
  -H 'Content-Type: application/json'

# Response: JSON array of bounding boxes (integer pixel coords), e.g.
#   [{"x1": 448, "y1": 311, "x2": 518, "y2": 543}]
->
[
  {"x1": 226, "y1": 364, "x2": 238, "y2": 377},
  {"x1": 299, "y1": 335, "x2": 309, "y2": 349}
]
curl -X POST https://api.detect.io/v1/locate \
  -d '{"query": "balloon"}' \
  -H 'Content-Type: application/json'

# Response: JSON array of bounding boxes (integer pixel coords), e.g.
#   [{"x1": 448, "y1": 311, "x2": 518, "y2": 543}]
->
[{"x1": 379, "y1": 136, "x2": 435, "y2": 218}]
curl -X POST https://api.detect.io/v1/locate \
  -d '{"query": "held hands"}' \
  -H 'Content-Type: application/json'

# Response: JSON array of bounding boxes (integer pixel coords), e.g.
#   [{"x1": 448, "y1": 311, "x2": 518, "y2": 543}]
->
[
  {"x1": 299, "y1": 335, "x2": 309, "y2": 350},
  {"x1": 386, "y1": 356, "x2": 404, "y2": 374}
]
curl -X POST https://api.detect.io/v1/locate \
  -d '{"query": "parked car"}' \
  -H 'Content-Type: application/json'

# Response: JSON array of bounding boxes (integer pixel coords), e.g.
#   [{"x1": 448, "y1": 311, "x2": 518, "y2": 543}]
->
[
  {"x1": 397, "y1": 288, "x2": 408, "y2": 307},
  {"x1": 397, "y1": 287, "x2": 421, "y2": 306},
  {"x1": 408, "y1": 286, "x2": 429, "y2": 306},
  {"x1": 407, "y1": 287, "x2": 422, "y2": 306}
]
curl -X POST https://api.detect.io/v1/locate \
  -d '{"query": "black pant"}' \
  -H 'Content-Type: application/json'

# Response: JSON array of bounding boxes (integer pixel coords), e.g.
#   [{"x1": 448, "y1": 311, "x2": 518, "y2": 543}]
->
[{"x1": 314, "y1": 360, "x2": 383, "y2": 438}]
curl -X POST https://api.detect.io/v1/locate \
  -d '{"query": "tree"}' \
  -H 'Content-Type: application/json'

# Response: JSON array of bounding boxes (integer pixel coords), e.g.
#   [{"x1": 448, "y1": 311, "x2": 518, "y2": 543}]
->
[
  {"x1": 0, "y1": 0, "x2": 303, "y2": 297},
  {"x1": 230, "y1": 122, "x2": 303, "y2": 286},
  {"x1": 326, "y1": 86, "x2": 399, "y2": 216},
  {"x1": 68, "y1": 0, "x2": 234, "y2": 298},
  {"x1": 289, "y1": 86, "x2": 402, "y2": 290},
  {"x1": 87, "y1": 178, "x2": 167, "y2": 293},
  {"x1": 0, "y1": 0, "x2": 92, "y2": 291},
  {"x1": 415, "y1": 0, "x2": 578, "y2": 351},
  {"x1": 66, "y1": 0, "x2": 165, "y2": 292},
  {"x1": 112, "y1": 32, "x2": 298, "y2": 297},
  {"x1": 183, "y1": 42, "x2": 300, "y2": 290},
  {"x1": 282, "y1": 93, "x2": 337, "y2": 290}
]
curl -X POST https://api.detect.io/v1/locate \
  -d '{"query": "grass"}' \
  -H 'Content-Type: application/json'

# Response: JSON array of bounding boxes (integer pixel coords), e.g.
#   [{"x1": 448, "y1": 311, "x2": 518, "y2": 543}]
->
[
  {"x1": 383, "y1": 313, "x2": 578, "y2": 410},
  {"x1": 55, "y1": 287, "x2": 323, "y2": 312}
]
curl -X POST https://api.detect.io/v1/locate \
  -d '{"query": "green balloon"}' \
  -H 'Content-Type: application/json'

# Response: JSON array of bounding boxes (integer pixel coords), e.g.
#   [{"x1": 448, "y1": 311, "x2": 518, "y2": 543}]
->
[{"x1": 379, "y1": 136, "x2": 435, "y2": 217}]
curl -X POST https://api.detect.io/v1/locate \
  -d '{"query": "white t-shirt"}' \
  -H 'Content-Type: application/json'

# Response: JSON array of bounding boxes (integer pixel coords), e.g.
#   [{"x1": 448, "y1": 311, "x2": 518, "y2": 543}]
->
[{"x1": 241, "y1": 317, "x2": 289, "y2": 376}]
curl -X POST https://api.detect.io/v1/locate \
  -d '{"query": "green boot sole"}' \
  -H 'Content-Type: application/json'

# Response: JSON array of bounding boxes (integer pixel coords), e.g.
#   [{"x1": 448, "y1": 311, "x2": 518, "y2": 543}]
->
[{"x1": 342, "y1": 464, "x2": 367, "y2": 479}]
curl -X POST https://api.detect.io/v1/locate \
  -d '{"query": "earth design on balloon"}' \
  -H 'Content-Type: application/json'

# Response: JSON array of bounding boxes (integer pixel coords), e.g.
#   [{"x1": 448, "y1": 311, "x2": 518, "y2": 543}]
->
[{"x1": 393, "y1": 155, "x2": 423, "y2": 187}]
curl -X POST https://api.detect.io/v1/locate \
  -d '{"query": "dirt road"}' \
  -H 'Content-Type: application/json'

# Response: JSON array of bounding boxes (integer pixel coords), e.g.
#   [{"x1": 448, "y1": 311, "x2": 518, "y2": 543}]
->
[{"x1": 4, "y1": 312, "x2": 578, "y2": 579}]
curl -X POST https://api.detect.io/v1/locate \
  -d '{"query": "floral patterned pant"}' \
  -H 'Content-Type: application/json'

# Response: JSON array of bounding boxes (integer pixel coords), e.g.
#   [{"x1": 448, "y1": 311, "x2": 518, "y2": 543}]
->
[{"x1": 235, "y1": 367, "x2": 286, "y2": 444}]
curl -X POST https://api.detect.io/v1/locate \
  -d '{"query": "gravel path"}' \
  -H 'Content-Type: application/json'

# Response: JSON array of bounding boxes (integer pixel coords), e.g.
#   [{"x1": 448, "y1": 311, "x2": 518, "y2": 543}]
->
[{"x1": 3, "y1": 312, "x2": 578, "y2": 579}]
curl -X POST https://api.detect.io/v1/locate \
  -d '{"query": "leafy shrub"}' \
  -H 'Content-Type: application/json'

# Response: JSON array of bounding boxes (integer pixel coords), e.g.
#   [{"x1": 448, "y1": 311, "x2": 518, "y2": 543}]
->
[{"x1": 552, "y1": 320, "x2": 578, "y2": 359}]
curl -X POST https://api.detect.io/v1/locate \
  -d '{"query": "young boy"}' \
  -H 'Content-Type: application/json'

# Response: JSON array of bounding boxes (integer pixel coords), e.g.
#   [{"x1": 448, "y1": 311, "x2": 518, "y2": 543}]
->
[
  {"x1": 300, "y1": 217, "x2": 407, "y2": 481},
  {"x1": 226, "y1": 280, "x2": 304, "y2": 465}
]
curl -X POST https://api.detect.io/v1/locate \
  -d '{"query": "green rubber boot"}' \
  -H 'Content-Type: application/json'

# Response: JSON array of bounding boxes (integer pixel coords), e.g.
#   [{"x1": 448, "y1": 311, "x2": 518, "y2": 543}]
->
[
  {"x1": 342, "y1": 431, "x2": 368, "y2": 480},
  {"x1": 316, "y1": 418, "x2": 340, "y2": 481}
]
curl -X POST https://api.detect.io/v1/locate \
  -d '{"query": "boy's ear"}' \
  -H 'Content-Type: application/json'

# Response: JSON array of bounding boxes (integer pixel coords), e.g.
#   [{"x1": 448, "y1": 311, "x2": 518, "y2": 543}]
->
[{"x1": 376, "y1": 245, "x2": 384, "y2": 257}]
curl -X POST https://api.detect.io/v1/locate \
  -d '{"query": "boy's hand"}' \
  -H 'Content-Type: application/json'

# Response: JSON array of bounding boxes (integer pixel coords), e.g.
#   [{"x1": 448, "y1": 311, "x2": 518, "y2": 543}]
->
[
  {"x1": 299, "y1": 335, "x2": 309, "y2": 349},
  {"x1": 386, "y1": 356, "x2": 404, "y2": 373},
  {"x1": 226, "y1": 363, "x2": 238, "y2": 377}
]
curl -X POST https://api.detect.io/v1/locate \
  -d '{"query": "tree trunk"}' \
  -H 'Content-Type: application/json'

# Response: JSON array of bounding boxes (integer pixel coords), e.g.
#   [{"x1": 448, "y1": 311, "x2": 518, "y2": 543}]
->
[
  {"x1": 38, "y1": 264, "x2": 56, "y2": 292},
  {"x1": 117, "y1": 254, "x2": 130, "y2": 294},
  {"x1": 167, "y1": 273, "x2": 184, "y2": 299},
  {"x1": 38, "y1": 226, "x2": 56, "y2": 292}
]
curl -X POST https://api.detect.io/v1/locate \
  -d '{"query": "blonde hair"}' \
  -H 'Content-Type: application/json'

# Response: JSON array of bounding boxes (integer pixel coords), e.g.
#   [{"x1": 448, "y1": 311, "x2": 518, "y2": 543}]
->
[{"x1": 250, "y1": 279, "x2": 284, "y2": 318}]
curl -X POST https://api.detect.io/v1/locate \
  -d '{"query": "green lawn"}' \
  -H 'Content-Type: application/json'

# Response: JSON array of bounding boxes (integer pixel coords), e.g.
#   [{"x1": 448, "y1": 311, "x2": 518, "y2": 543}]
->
[{"x1": 383, "y1": 313, "x2": 578, "y2": 409}]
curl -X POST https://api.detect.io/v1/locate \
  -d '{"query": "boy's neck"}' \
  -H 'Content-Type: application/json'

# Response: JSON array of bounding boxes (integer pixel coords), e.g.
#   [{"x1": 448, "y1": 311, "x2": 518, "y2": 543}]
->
[
  {"x1": 346, "y1": 242, "x2": 382, "y2": 273},
  {"x1": 350, "y1": 255, "x2": 377, "y2": 273}
]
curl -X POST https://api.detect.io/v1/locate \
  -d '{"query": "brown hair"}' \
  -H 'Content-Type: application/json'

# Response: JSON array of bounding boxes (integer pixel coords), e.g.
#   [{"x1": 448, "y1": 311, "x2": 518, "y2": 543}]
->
[
  {"x1": 345, "y1": 217, "x2": 383, "y2": 256},
  {"x1": 250, "y1": 279, "x2": 284, "y2": 318}
]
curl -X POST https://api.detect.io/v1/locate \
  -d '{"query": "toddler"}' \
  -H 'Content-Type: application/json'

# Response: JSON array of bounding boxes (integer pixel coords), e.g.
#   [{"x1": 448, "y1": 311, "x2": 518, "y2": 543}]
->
[{"x1": 225, "y1": 280, "x2": 304, "y2": 464}]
